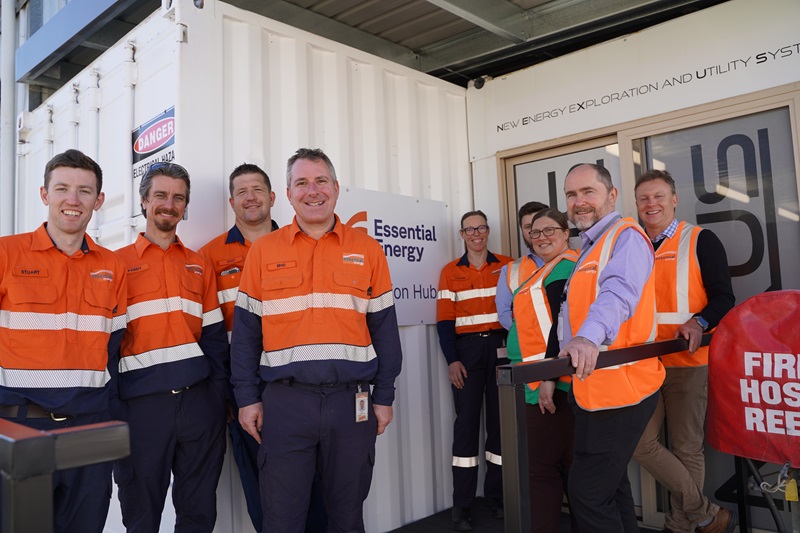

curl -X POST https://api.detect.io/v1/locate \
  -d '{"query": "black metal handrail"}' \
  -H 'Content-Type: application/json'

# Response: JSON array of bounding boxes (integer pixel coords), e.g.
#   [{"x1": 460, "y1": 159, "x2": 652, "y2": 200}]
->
[
  {"x1": 0, "y1": 419, "x2": 130, "y2": 533},
  {"x1": 498, "y1": 334, "x2": 712, "y2": 533}
]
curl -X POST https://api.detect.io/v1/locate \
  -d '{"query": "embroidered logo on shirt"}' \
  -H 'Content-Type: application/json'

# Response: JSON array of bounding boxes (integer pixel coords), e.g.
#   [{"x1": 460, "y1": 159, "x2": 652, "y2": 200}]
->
[
  {"x1": 576, "y1": 261, "x2": 598, "y2": 274},
  {"x1": 185, "y1": 264, "x2": 204, "y2": 276},
  {"x1": 343, "y1": 254, "x2": 365, "y2": 266},
  {"x1": 90, "y1": 269, "x2": 115, "y2": 282}
]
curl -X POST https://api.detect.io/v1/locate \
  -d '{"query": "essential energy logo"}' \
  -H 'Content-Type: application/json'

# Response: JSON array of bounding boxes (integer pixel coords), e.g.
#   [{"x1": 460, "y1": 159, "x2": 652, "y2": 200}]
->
[{"x1": 345, "y1": 211, "x2": 438, "y2": 263}]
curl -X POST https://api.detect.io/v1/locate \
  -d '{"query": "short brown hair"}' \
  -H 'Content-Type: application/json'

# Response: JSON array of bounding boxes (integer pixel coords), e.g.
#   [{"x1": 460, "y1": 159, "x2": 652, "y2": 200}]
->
[
  {"x1": 635, "y1": 169, "x2": 676, "y2": 195},
  {"x1": 44, "y1": 149, "x2": 103, "y2": 192}
]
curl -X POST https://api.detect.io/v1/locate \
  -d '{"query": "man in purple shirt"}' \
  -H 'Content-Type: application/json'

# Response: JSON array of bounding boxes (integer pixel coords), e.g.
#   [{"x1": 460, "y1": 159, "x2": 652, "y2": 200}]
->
[{"x1": 558, "y1": 163, "x2": 663, "y2": 532}]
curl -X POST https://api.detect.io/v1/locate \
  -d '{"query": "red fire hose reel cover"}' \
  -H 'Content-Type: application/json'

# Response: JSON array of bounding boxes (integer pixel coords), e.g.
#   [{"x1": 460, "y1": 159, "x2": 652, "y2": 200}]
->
[{"x1": 707, "y1": 290, "x2": 800, "y2": 467}]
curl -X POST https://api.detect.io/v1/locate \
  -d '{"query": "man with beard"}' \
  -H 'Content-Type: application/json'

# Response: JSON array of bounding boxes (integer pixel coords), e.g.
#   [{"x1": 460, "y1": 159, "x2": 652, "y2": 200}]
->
[
  {"x1": 559, "y1": 163, "x2": 665, "y2": 533},
  {"x1": 199, "y1": 163, "x2": 326, "y2": 532},
  {"x1": 114, "y1": 163, "x2": 229, "y2": 532},
  {"x1": 495, "y1": 201, "x2": 548, "y2": 331}
]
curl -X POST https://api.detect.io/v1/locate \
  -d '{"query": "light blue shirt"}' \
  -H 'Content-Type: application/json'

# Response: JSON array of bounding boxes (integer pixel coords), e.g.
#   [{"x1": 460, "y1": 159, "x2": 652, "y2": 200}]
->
[
  {"x1": 560, "y1": 211, "x2": 654, "y2": 347},
  {"x1": 496, "y1": 251, "x2": 544, "y2": 330}
]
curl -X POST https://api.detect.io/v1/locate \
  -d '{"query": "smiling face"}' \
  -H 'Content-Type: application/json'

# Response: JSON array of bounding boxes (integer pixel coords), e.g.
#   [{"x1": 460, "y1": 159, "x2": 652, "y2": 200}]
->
[
  {"x1": 460, "y1": 214, "x2": 490, "y2": 254},
  {"x1": 635, "y1": 178, "x2": 677, "y2": 238},
  {"x1": 530, "y1": 215, "x2": 570, "y2": 262},
  {"x1": 141, "y1": 174, "x2": 188, "y2": 234},
  {"x1": 230, "y1": 172, "x2": 275, "y2": 228},
  {"x1": 564, "y1": 165, "x2": 617, "y2": 231},
  {"x1": 40, "y1": 166, "x2": 104, "y2": 240},
  {"x1": 286, "y1": 158, "x2": 339, "y2": 231}
]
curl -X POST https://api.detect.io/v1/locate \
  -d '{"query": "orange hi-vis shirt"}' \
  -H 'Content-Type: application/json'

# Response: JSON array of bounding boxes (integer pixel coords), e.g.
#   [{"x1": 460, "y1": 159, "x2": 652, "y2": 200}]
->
[
  {"x1": 436, "y1": 251, "x2": 512, "y2": 364},
  {"x1": 116, "y1": 233, "x2": 229, "y2": 400},
  {"x1": 654, "y1": 221, "x2": 709, "y2": 367},
  {"x1": 0, "y1": 224, "x2": 127, "y2": 415},
  {"x1": 568, "y1": 218, "x2": 665, "y2": 411},
  {"x1": 198, "y1": 222, "x2": 279, "y2": 340},
  {"x1": 230, "y1": 216, "x2": 403, "y2": 408}
]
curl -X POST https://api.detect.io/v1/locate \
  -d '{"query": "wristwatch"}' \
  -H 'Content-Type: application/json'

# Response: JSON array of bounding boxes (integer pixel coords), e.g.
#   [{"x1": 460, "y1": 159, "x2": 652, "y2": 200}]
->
[{"x1": 693, "y1": 315, "x2": 709, "y2": 331}]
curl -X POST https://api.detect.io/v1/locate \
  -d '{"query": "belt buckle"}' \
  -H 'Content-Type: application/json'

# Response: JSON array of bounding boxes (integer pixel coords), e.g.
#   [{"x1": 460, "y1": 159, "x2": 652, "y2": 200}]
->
[
  {"x1": 50, "y1": 412, "x2": 68, "y2": 422},
  {"x1": 171, "y1": 386, "x2": 189, "y2": 394}
]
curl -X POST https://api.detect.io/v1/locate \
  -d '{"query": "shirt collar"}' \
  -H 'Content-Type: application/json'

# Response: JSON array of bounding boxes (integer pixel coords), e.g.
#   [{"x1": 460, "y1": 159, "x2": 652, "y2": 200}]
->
[
  {"x1": 289, "y1": 215, "x2": 342, "y2": 243},
  {"x1": 649, "y1": 218, "x2": 678, "y2": 243},
  {"x1": 580, "y1": 211, "x2": 621, "y2": 249},
  {"x1": 225, "y1": 219, "x2": 280, "y2": 245},
  {"x1": 32, "y1": 223, "x2": 92, "y2": 255},
  {"x1": 133, "y1": 232, "x2": 187, "y2": 258},
  {"x1": 456, "y1": 250, "x2": 502, "y2": 267}
]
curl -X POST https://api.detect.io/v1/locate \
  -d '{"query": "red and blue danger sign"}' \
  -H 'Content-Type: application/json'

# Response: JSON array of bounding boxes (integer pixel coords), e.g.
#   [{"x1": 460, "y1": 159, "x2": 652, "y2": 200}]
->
[
  {"x1": 132, "y1": 107, "x2": 175, "y2": 164},
  {"x1": 707, "y1": 290, "x2": 800, "y2": 467}
]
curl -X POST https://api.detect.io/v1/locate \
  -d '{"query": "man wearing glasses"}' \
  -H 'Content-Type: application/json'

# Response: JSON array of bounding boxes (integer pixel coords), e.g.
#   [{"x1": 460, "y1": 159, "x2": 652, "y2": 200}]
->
[
  {"x1": 437, "y1": 210, "x2": 512, "y2": 531},
  {"x1": 114, "y1": 162, "x2": 229, "y2": 532}
]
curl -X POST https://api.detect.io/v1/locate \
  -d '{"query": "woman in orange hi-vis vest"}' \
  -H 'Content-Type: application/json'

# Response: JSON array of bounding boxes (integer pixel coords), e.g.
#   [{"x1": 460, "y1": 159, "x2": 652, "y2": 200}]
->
[{"x1": 506, "y1": 208, "x2": 579, "y2": 533}]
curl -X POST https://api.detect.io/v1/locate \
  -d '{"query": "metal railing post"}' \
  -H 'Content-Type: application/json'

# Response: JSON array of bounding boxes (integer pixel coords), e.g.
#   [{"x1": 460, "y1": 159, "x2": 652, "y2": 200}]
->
[
  {"x1": 497, "y1": 334, "x2": 712, "y2": 532},
  {"x1": 0, "y1": 419, "x2": 130, "y2": 533}
]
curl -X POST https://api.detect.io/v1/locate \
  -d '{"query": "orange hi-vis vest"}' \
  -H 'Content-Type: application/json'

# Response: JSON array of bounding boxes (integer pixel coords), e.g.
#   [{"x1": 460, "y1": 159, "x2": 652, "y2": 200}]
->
[
  {"x1": 654, "y1": 221, "x2": 709, "y2": 367},
  {"x1": 437, "y1": 252, "x2": 513, "y2": 335},
  {"x1": 506, "y1": 254, "x2": 539, "y2": 293},
  {"x1": 568, "y1": 218, "x2": 664, "y2": 411},
  {"x1": 513, "y1": 250, "x2": 577, "y2": 392}
]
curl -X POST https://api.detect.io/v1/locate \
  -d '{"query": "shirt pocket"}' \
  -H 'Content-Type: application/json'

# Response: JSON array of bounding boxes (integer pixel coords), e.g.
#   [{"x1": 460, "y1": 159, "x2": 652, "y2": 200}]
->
[
  {"x1": 261, "y1": 272, "x2": 304, "y2": 323},
  {"x1": 5, "y1": 284, "x2": 60, "y2": 349},
  {"x1": 82, "y1": 286, "x2": 117, "y2": 347},
  {"x1": 332, "y1": 270, "x2": 371, "y2": 319}
]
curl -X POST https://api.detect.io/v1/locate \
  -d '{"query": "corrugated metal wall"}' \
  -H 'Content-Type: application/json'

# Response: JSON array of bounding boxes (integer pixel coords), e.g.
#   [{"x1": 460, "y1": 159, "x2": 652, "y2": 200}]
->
[{"x1": 15, "y1": 1, "x2": 474, "y2": 531}]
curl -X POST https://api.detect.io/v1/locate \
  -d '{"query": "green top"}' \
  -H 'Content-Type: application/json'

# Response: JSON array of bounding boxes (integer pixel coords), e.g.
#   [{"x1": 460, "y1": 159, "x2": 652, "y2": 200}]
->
[{"x1": 506, "y1": 259, "x2": 574, "y2": 405}]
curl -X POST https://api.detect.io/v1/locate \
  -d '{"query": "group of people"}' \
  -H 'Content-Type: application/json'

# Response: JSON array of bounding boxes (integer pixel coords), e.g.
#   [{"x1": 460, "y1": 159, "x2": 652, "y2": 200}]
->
[
  {"x1": 0, "y1": 147, "x2": 402, "y2": 533},
  {"x1": 436, "y1": 164, "x2": 736, "y2": 533},
  {"x1": 0, "y1": 149, "x2": 736, "y2": 533}
]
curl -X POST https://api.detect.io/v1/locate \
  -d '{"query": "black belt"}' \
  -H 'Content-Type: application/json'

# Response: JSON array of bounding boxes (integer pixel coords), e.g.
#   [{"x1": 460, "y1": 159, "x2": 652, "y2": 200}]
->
[
  {"x1": 457, "y1": 330, "x2": 506, "y2": 339},
  {"x1": 279, "y1": 379, "x2": 368, "y2": 393},
  {"x1": 0, "y1": 404, "x2": 71, "y2": 421}
]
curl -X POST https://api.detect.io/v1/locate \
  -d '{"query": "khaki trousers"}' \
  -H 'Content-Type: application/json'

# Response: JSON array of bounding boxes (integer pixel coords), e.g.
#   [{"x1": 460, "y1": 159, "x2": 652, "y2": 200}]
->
[{"x1": 633, "y1": 366, "x2": 718, "y2": 532}]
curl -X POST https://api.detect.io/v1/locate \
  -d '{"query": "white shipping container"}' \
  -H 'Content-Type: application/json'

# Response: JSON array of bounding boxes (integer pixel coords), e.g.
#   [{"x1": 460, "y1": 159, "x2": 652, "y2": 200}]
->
[{"x1": 16, "y1": 1, "x2": 473, "y2": 531}]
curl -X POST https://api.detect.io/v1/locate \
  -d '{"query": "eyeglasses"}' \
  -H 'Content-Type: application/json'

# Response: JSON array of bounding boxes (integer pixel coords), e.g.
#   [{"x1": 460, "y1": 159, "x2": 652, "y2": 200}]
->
[
  {"x1": 461, "y1": 225, "x2": 489, "y2": 236},
  {"x1": 529, "y1": 226, "x2": 561, "y2": 239}
]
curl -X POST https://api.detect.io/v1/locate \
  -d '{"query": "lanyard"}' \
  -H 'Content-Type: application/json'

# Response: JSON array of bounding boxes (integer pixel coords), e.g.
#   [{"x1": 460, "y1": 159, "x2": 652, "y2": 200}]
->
[{"x1": 559, "y1": 214, "x2": 622, "y2": 306}]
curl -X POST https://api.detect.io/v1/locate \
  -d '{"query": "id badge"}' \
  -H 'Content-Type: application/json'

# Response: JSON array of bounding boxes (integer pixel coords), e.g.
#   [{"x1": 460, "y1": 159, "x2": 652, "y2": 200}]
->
[
  {"x1": 355, "y1": 385, "x2": 369, "y2": 423},
  {"x1": 557, "y1": 314, "x2": 564, "y2": 343},
  {"x1": 496, "y1": 347, "x2": 508, "y2": 359}
]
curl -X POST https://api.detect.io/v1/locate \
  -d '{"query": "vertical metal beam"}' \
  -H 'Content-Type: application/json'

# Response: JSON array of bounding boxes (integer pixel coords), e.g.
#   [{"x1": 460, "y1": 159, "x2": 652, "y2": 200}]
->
[
  {"x1": 498, "y1": 379, "x2": 531, "y2": 532},
  {"x1": 1, "y1": 472, "x2": 53, "y2": 532}
]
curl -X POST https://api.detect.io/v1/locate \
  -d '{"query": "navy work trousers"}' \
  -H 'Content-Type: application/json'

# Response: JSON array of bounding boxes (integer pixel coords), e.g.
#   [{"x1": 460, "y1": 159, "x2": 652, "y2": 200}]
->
[
  {"x1": 114, "y1": 379, "x2": 226, "y2": 532},
  {"x1": 260, "y1": 380, "x2": 377, "y2": 533},
  {"x1": 0, "y1": 411, "x2": 112, "y2": 533},
  {"x1": 451, "y1": 332, "x2": 506, "y2": 508},
  {"x1": 229, "y1": 390, "x2": 329, "y2": 533},
  {"x1": 568, "y1": 390, "x2": 659, "y2": 533}
]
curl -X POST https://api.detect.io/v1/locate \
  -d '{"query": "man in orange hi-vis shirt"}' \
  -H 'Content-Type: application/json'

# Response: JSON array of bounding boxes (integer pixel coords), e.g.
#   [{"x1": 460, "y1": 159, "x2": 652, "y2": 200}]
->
[
  {"x1": 114, "y1": 162, "x2": 229, "y2": 532},
  {"x1": 231, "y1": 148, "x2": 402, "y2": 532},
  {"x1": 0, "y1": 149, "x2": 127, "y2": 533},
  {"x1": 437, "y1": 210, "x2": 512, "y2": 531}
]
